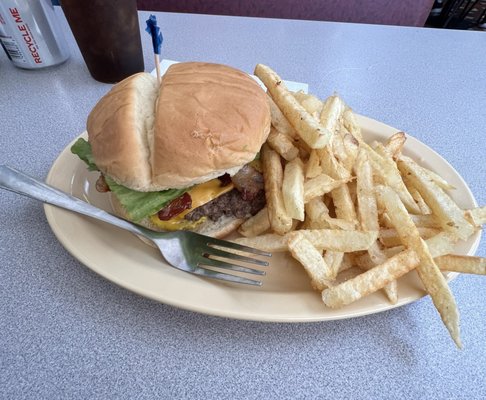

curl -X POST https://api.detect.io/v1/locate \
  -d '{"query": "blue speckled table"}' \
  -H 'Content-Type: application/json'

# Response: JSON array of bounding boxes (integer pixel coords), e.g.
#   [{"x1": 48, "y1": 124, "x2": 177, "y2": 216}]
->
[{"x1": 1, "y1": 8, "x2": 485, "y2": 399}]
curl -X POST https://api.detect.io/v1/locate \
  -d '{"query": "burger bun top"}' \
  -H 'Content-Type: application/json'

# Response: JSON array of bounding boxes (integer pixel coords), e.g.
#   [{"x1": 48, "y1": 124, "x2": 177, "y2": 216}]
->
[{"x1": 87, "y1": 62, "x2": 271, "y2": 192}]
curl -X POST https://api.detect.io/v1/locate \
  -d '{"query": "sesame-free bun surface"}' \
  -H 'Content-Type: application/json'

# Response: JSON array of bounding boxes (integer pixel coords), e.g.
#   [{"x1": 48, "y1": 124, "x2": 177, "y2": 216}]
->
[
  {"x1": 87, "y1": 62, "x2": 271, "y2": 192},
  {"x1": 87, "y1": 72, "x2": 158, "y2": 191}
]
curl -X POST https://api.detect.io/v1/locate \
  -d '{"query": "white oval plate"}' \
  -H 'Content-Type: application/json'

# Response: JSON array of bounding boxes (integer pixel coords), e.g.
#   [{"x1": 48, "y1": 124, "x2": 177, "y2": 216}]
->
[{"x1": 44, "y1": 115, "x2": 480, "y2": 322}]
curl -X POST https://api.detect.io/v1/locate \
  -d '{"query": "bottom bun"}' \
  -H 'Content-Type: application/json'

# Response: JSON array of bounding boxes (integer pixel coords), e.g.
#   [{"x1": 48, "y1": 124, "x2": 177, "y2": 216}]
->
[
  {"x1": 110, "y1": 193, "x2": 244, "y2": 238},
  {"x1": 192, "y1": 215, "x2": 244, "y2": 238}
]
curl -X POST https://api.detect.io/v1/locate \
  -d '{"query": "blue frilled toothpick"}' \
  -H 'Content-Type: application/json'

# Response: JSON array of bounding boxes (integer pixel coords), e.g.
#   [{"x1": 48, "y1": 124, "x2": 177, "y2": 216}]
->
[{"x1": 145, "y1": 14, "x2": 163, "y2": 84}]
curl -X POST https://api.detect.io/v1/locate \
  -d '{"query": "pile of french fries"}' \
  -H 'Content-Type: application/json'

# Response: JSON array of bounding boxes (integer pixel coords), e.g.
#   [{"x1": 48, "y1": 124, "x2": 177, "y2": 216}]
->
[{"x1": 236, "y1": 64, "x2": 486, "y2": 347}]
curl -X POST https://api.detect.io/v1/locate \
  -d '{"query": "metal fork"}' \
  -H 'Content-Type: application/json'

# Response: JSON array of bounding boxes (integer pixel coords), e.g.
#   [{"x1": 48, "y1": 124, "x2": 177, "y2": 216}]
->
[{"x1": 0, "y1": 165, "x2": 271, "y2": 286}]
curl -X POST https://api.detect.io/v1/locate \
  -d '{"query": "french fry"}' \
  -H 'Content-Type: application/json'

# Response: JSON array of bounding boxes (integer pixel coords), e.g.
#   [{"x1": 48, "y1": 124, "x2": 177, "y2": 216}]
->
[
  {"x1": 375, "y1": 185, "x2": 462, "y2": 348},
  {"x1": 293, "y1": 90, "x2": 323, "y2": 117},
  {"x1": 266, "y1": 94, "x2": 297, "y2": 138},
  {"x1": 318, "y1": 146, "x2": 357, "y2": 223},
  {"x1": 294, "y1": 137, "x2": 312, "y2": 160},
  {"x1": 357, "y1": 241, "x2": 399, "y2": 304},
  {"x1": 282, "y1": 158, "x2": 305, "y2": 221},
  {"x1": 384, "y1": 131, "x2": 406, "y2": 158},
  {"x1": 322, "y1": 249, "x2": 419, "y2": 308},
  {"x1": 255, "y1": 64, "x2": 332, "y2": 148},
  {"x1": 331, "y1": 129, "x2": 346, "y2": 162},
  {"x1": 318, "y1": 145, "x2": 351, "y2": 181},
  {"x1": 238, "y1": 207, "x2": 270, "y2": 238},
  {"x1": 363, "y1": 142, "x2": 421, "y2": 214},
  {"x1": 320, "y1": 95, "x2": 345, "y2": 136},
  {"x1": 378, "y1": 213, "x2": 393, "y2": 228},
  {"x1": 342, "y1": 107, "x2": 362, "y2": 141},
  {"x1": 425, "y1": 231, "x2": 458, "y2": 258},
  {"x1": 355, "y1": 250, "x2": 389, "y2": 270},
  {"x1": 356, "y1": 230, "x2": 458, "y2": 269},
  {"x1": 382, "y1": 148, "x2": 455, "y2": 191},
  {"x1": 305, "y1": 198, "x2": 356, "y2": 230},
  {"x1": 420, "y1": 165, "x2": 456, "y2": 191},
  {"x1": 341, "y1": 132, "x2": 359, "y2": 172},
  {"x1": 361, "y1": 236, "x2": 399, "y2": 304},
  {"x1": 331, "y1": 185, "x2": 357, "y2": 224},
  {"x1": 348, "y1": 179, "x2": 357, "y2": 204},
  {"x1": 261, "y1": 144, "x2": 293, "y2": 235},
  {"x1": 304, "y1": 174, "x2": 347, "y2": 203},
  {"x1": 407, "y1": 185, "x2": 432, "y2": 215},
  {"x1": 292, "y1": 229, "x2": 378, "y2": 252},
  {"x1": 384, "y1": 213, "x2": 437, "y2": 229},
  {"x1": 305, "y1": 197, "x2": 331, "y2": 228},
  {"x1": 398, "y1": 156, "x2": 474, "y2": 241},
  {"x1": 435, "y1": 255, "x2": 486, "y2": 275},
  {"x1": 364, "y1": 241, "x2": 386, "y2": 265},
  {"x1": 379, "y1": 227, "x2": 440, "y2": 247},
  {"x1": 411, "y1": 214, "x2": 441, "y2": 228},
  {"x1": 355, "y1": 148, "x2": 379, "y2": 232},
  {"x1": 340, "y1": 253, "x2": 357, "y2": 273},
  {"x1": 381, "y1": 213, "x2": 441, "y2": 229},
  {"x1": 267, "y1": 127, "x2": 299, "y2": 161},
  {"x1": 323, "y1": 251, "x2": 344, "y2": 280},
  {"x1": 465, "y1": 206, "x2": 486, "y2": 226},
  {"x1": 305, "y1": 150, "x2": 322, "y2": 179},
  {"x1": 287, "y1": 233, "x2": 333, "y2": 290},
  {"x1": 232, "y1": 233, "x2": 288, "y2": 252},
  {"x1": 324, "y1": 217, "x2": 356, "y2": 231}
]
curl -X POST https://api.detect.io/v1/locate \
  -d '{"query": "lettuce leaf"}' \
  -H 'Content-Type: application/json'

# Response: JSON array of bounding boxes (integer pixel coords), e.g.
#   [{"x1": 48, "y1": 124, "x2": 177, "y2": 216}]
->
[
  {"x1": 70, "y1": 138, "x2": 99, "y2": 171},
  {"x1": 103, "y1": 176, "x2": 187, "y2": 222},
  {"x1": 70, "y1": 138, "x2": 187, "y2": 222}
]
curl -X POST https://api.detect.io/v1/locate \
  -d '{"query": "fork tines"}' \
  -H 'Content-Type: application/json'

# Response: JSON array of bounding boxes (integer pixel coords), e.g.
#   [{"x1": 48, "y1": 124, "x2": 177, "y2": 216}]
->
[{"x1": 197, "y1": 236, "x2": 271, "y2": 286}]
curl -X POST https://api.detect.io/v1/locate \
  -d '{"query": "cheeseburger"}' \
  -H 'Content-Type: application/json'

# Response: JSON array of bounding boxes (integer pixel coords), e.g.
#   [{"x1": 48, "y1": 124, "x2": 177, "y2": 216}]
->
[{"x1": 71, "y1": 62, "x2": 271, "y2": 237}]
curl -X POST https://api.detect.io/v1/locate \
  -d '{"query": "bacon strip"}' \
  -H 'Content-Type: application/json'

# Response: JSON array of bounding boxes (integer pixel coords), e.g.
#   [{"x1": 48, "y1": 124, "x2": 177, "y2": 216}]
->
[
  {"x1": 157, "y1": 192, "x2": 192, "y2": 220},
  {"x1": 96, "y1": 175, "x2": 110, "y2": 193},
  {"x1": 231, "y1": 165, "x2": 264, "y2": 201}
]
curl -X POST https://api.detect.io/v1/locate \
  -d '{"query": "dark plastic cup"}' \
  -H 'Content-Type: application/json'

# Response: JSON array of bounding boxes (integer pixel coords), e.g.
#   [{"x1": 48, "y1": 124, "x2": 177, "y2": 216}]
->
[{"x1": 60, "y1": 0, "x2": 144, "y2": 83}]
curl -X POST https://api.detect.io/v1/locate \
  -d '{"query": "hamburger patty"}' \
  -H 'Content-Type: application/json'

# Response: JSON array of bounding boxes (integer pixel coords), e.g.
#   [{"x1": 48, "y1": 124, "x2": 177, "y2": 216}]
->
[{"x1": 185, "y1": 189, "x2": 266, "y2": 222}]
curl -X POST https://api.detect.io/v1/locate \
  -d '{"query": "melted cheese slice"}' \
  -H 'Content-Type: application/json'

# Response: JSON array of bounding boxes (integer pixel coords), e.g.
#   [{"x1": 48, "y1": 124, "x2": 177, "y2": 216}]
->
[{"x1": 149, "y1": 179, "x2": 234, "y2": 230}]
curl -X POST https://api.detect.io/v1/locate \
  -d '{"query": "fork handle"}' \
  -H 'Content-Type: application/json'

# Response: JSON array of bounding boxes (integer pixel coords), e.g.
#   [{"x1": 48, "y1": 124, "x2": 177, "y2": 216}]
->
[{"x1": 0, "y1": 165, "x2": 150, "y2": 238}]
